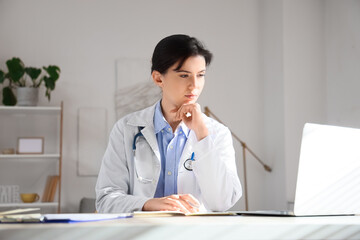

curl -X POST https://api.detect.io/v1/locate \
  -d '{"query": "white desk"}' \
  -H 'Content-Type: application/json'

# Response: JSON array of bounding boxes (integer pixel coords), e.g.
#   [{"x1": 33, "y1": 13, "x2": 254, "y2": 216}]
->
[{"x1": 1, "y1": 215, "x2": 360, "y2": 240}]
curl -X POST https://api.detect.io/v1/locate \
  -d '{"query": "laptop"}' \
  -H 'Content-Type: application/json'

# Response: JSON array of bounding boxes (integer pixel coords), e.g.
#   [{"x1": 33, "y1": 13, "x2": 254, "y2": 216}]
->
[{"x1": 236, "y1": 123, "x2": 360, "y2": 217}]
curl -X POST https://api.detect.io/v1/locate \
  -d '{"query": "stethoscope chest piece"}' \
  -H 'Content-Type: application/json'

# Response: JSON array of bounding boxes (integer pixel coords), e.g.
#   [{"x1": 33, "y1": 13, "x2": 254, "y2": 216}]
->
[
  {"x1": 184, "y1": 159, "x2": 193, "y2": 171},
  {"x1": 184, "y1": 152, "x2": 195, "y2": 171}
]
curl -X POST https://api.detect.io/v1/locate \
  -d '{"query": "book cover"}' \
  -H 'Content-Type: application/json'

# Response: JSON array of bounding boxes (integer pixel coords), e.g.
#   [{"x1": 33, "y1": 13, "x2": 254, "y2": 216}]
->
[
  {"x1": 42, "y1": 176, "x2": 52, "y2": 202},
  {"x1": 48, "y1": 176, "x2": 59, "y2": 202}
]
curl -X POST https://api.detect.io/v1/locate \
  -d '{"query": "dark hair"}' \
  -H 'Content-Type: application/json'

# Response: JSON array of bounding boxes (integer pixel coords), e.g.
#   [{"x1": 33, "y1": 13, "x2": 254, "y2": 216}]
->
[{"x1": 151, "y1": 34, "x2": 213, "y2": 74}]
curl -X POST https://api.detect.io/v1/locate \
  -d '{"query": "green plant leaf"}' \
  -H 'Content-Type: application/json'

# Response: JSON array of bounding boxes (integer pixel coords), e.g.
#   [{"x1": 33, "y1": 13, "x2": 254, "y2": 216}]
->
[
  {"x1": 6, "y1": 57, "x2": 25, "y2": 83},
  {"x1": 46, "y1": 89, "x2": 51, "y2": 101},
  {"x1": 2, "y1": 86, "x2": 17, "y2": 106},
  {"x1": 25, "y1": 67, "x2": 41, "y2": 81},
  {"x1": 0, "y1": 70, "x2": 5, "y2": 84},
  {"x1": 43, "y1": 76, "x2": 56, "y2": 90},
  {"x1": 43, "y1": 65, "x2": 60, "y2": 81},
  {"x1": 42, "y1": 65, "x2": 60, "y2": 101}
]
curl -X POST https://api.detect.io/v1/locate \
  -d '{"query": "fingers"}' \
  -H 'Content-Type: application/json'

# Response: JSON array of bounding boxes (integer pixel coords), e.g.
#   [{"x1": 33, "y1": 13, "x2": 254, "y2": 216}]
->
[
  {"x1": 174, "y1": 103, "x2": 201, "y2": 122},
  {"x1": 173, "y1": 104, "x2": 208, "y2": 140},
  {"x1": 167, "y1": 197, "x2": 190, "y2": 213},
  {"x1": 170, "y1": 194, "x2": 200, "y2": 213},
  {"x1": 143, "y1": 198, "x2": 179, "y2": 211},
  {"x1": 142, "y1": 195, "x2": 200, "y2": 213},
  {"x1": 178, "y1": 194, "x2": 200, "y2": 209}
]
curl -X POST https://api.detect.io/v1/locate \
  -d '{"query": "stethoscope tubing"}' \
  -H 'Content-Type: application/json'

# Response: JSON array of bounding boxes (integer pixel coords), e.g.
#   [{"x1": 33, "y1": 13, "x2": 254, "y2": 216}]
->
[{"x1": 133, "y1": 127, "x2": 195, "y2": 183}]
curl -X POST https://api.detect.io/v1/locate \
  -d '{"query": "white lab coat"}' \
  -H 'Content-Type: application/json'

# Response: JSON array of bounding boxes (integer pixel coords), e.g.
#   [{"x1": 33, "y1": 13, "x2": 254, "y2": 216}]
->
[{"x1": 95, "y1": 102, "x2": 242, "y2": 213}]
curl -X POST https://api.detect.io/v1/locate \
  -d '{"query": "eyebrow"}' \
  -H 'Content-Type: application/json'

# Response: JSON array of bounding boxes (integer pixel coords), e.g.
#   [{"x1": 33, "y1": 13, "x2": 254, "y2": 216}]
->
[{"x1": 173, "y1": 69, "x2": 206, "y2": 73}]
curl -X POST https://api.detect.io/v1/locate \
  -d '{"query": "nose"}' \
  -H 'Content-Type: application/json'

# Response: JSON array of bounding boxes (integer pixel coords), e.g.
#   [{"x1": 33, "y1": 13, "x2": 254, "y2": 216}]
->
[{"x1": 188, "y1": 75, "x2": 197, "y2": 89}]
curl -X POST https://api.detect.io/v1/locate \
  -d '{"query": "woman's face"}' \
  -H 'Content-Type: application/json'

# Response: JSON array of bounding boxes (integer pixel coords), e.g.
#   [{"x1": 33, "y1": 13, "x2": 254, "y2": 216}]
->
[{"x1": 155, "y1": 55, "x2": 206, "y2": 109}]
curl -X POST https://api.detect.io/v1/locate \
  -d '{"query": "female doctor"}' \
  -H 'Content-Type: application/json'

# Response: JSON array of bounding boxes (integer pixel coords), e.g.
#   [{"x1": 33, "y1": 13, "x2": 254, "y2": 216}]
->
[{"x1": 96, "y1": 34, "x2": 242, "y2": 213}]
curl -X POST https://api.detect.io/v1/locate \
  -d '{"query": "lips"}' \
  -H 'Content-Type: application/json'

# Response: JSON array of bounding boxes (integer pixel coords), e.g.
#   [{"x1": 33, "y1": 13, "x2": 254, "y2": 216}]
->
[{"x1": 185, "y1": 94, "x2": 197, "y2": 99}]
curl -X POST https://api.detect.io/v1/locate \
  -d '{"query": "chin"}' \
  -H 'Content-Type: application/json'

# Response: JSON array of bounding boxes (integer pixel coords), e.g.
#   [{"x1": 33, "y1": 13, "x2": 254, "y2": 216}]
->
[{"x1": 184, "y1": 99, "x2": 197, "y2": 104}]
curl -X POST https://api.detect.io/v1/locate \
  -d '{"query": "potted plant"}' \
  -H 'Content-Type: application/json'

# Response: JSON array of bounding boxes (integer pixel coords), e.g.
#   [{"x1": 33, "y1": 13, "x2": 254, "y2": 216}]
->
[{"x1": 0, "y1": 57, "x2": 61, "y2": 106}]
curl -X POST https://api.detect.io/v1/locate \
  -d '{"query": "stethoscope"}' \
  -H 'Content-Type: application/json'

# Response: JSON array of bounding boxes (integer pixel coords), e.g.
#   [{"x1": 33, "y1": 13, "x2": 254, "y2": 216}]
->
[
  {"x1": 132, "y1": 127, "x2": 154, "y2": 184},
  {"x1": 132, "y1": 127, "x2": 196, "y2": 183},
  {"x1": 183, "y1": 152, "x2": 195, "y2": 171}
]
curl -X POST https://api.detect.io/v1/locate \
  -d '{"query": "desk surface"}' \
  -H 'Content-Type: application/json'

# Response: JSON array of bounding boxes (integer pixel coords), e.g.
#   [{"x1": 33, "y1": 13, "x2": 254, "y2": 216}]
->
[{"x1": 1, "y1": 215, "x2": 360, "y2": 240}]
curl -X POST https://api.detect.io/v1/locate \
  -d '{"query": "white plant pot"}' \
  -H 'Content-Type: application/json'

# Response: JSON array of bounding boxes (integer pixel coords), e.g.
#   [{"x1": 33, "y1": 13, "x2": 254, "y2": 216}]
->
[{"x1": 16, "y1": 87, "x2": 39, "y2": 106}]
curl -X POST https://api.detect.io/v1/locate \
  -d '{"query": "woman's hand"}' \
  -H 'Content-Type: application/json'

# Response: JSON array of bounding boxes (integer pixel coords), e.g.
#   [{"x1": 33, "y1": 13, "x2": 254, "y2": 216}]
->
[
  {"x1": 172, "y1": 103, "x2": 209, "y2": 141},
  {"x1": 142, "y1": 194, "x2": 200, "y2": 213}
]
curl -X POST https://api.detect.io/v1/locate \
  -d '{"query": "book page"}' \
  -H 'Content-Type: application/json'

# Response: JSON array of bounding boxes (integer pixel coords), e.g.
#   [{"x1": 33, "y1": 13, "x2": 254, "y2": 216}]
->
[{"x1": 133, "y1": 211, "x2": 235, "y2": 217}]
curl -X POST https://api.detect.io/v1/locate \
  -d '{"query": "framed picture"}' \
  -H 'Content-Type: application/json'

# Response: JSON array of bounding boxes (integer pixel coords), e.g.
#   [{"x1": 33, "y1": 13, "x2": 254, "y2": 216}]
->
[{"x1": 17, "y1": 137, "x2": 44, "y2": 154}]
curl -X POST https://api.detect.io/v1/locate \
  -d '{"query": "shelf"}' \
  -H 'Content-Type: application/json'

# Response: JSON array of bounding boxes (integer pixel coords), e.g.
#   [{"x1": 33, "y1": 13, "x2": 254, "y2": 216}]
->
[
  {"x1": 0, "y1": 105, "x2": 61, "y2": 115},
  {"x1": 0, "y1": 202, "x2": 58, "y2": 208},
  {"x1": 0, "y1": 102, "x2": 63, "y2": 213},
  {"x1": 0, "y1": 154, "x2": 60, "y2": 159}
]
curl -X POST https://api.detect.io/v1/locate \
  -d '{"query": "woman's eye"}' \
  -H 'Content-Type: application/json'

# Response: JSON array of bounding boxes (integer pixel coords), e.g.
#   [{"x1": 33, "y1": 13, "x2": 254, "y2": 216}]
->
[
  {"x1": 198, "y1": 74, "x2": 205, "y2": 77},
  {"x1": 179, "y1": 74, "x2": 188, "y2": 78}
]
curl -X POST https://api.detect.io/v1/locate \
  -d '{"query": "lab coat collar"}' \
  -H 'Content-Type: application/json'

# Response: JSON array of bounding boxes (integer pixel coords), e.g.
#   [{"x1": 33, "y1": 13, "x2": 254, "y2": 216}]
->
[
  {"x1": 126, "y1": 102, "x2": 161, "y2": 162},
  {"x1": 126, "y1": 102, "x2": 158, "y2": 128}
]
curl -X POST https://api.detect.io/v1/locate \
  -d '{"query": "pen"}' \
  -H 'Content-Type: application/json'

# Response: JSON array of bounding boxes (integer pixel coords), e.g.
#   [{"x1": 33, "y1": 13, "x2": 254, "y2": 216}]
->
[{"x1": 190, "y1": 152, "x2": 195, "y2": 161}]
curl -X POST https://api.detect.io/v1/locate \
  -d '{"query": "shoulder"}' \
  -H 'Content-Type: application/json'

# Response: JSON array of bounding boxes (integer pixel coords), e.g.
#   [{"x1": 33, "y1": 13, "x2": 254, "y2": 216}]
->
[{"x1": 113, "y1": 103, "x2": 157, "y2": 133}]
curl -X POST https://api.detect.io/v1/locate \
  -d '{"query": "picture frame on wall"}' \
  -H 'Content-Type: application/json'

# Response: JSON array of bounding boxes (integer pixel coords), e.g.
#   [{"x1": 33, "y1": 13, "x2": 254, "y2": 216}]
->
[{"x1": 17, "y1": 137, "x2": 44, "y2": 154}]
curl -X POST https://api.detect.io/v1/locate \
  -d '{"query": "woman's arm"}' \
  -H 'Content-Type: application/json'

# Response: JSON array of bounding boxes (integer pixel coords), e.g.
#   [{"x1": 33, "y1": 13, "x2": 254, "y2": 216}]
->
[
  {"x1": 192, "y1": 122, "x2": 242, "y2": 211},
  {"x1": 174, "y1": 103, "x2": 242, "y2": 211},
  {"x1": 95, "y1": 123, "x2": 150, "y2": 213}
]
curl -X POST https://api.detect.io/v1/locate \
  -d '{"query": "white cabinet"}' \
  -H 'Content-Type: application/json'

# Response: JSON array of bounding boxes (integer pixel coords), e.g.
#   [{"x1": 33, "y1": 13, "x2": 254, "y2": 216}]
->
[{"x1": 0, "y1": 103, "x2": 63, "y2": 213}]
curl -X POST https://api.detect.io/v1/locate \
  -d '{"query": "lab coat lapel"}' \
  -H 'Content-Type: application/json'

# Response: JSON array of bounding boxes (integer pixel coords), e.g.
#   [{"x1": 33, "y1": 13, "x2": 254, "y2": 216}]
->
[
  {"x1": 126, "y1": 102, "x2": 161, "y2": 163},
  {"x1": 141, "y1": 126, "x2": 161, "y2": 163},
  {"x1": 179, "y1": 131, "x2": 197, "y2": 166}
]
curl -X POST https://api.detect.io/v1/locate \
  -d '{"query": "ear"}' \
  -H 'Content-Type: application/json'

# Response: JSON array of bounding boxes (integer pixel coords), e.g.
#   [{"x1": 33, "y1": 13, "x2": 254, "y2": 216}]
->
[{"x1": 152, "y1": 70, "x2": 164, "y2": 88}]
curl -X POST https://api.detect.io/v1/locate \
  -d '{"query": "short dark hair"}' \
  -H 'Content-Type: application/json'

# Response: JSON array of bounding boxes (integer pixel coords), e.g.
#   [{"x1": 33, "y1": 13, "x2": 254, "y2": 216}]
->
[{"x1": 151, "y1": 34, "x2": 213, "y2": 74}]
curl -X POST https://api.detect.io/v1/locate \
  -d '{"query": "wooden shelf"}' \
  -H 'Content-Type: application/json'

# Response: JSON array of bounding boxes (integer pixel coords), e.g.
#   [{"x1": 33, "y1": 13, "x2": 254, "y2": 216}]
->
[
  {"x1": 0, "y1": 105, "x2": 61, "y2": 115},
  {"x1": 0, "y1": 102, "x2": 63, "y2": 213}
]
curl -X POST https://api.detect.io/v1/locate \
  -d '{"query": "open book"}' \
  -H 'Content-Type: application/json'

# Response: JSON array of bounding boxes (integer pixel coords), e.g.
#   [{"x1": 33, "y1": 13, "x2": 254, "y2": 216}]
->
[
  {"x1": 0, "y1": 209, "x2": 132, "y2": 223},
  {"x1": 133, "y1": 211, "x2": 236, "y2": 217},
  {"x1": 0, "y1": 208, "x2": 42, "y2": 223}
]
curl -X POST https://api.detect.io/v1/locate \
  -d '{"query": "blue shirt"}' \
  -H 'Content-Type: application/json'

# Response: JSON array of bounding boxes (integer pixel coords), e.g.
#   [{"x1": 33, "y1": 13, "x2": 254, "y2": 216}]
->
[{"x1": 153, "y1": 101, "x2": 189, "y2": 197}]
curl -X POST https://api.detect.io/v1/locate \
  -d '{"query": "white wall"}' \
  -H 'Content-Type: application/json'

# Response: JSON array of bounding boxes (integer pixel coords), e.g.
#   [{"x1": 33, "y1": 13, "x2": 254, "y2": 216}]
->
[
  {"x1": 1, "y1": 0, "x2": 359, "y2": 213},
  {"x1": 280, "y1": 0, "x2": 360, "y2": 206},
  {"x1": 283, "y1": 0, "x2": 327, "y2": 205},
  {"x1": 260, "y1": 0, "x2": 327, "y2": 210},
  {"x1": 260, "y1": 0, "x2": 360, "y2": 209},
  {"x1": 0, "y1": 0, "x2": 265, "y2": 212},
  {"x1": 260, "y1": 0, "x2": 287, "y2": 210},
  {"x1": 326, "y1": 0, "x2": 360, "y2": 129}
]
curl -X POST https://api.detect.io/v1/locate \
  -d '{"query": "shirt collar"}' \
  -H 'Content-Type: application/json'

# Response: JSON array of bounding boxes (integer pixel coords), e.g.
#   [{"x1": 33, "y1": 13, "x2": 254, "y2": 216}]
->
[
  {"x1": 177, "y1": 121, "x2": 190, "y2": 138},
  {"x1": 154, "y1": 100, "x2": 168, "y2": 134}
]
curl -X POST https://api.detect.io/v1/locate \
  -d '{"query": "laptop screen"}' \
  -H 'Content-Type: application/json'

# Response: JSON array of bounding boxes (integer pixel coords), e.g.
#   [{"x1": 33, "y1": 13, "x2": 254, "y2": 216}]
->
[{"x1": 294, "y1": 123, "x2": 360, "y2": 215}]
